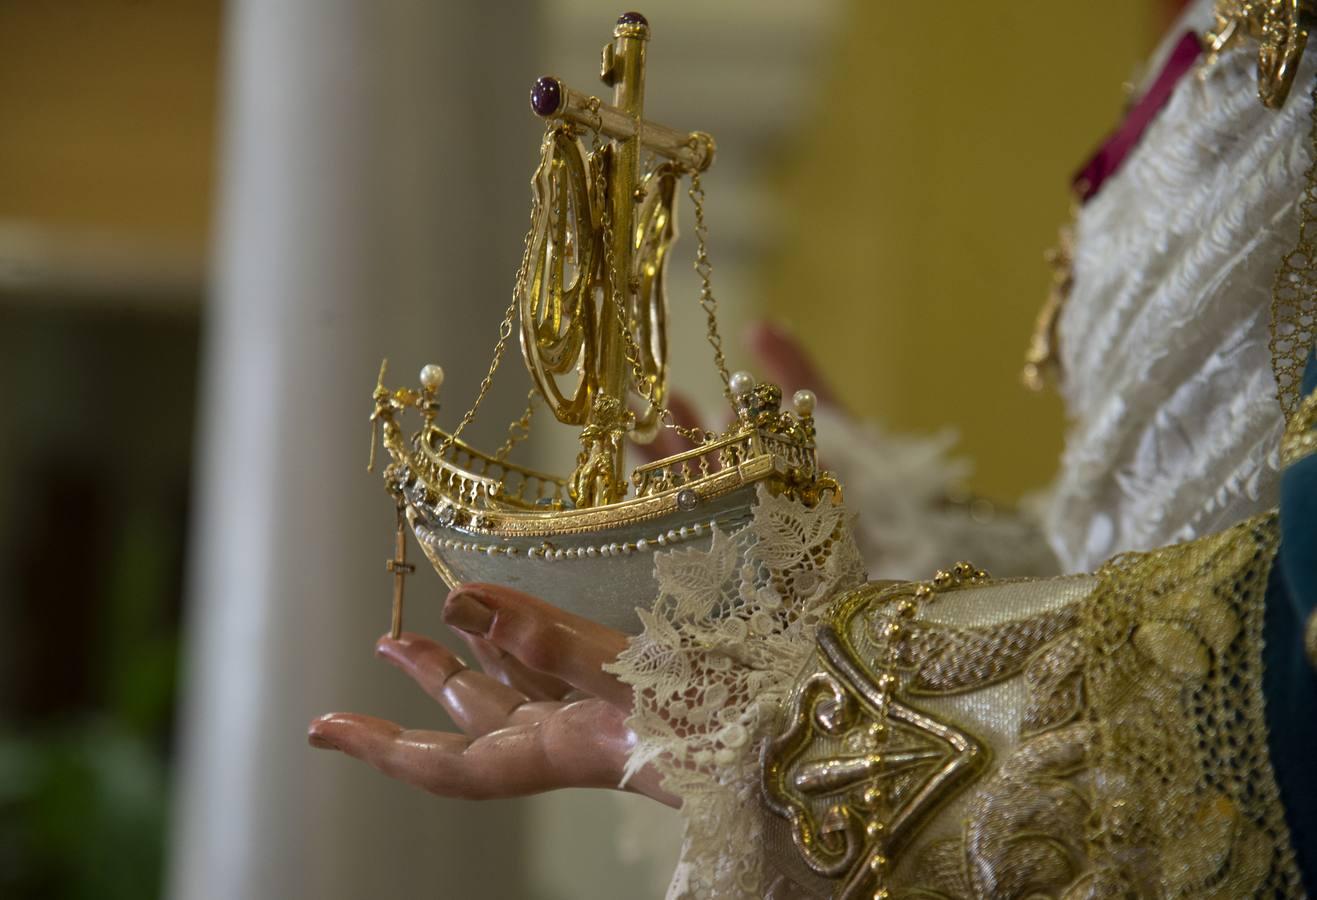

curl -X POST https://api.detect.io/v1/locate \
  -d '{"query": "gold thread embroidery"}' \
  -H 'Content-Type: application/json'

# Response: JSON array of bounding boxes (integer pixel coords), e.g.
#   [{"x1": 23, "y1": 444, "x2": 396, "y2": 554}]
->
[
  {"x1": 1080, "y1": 514, "x2": 1301, "y2": 897},
  {"x1": 1281, "y1": 385, "x2": 1317, "y2": 464},
  {"x1": 768, "y1": 524, "x2": 1306, "y2": 898},
  {"x1": 764, "y1": 566, "x2": 991, "y2": 900}
]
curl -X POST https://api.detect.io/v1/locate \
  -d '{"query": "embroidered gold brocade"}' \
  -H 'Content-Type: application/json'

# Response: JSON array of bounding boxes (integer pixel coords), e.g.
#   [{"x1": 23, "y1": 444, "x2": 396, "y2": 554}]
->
[
  {"x1": 766, "y1": 516, "x2": 1305, "y2": 898},
  {"x1": 1282, "y1": 388, "x2": 1317, "y2": 464},
  {"x1": 1075, "y1": 515, "x2": 1300, "y2": 898}
]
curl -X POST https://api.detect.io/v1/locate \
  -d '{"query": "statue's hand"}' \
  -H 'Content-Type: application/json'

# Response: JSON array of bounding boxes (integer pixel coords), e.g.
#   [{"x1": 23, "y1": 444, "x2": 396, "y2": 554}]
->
[
  {"x1": 311, "y1": 323, "x2": 837, "y2": 805},
  {"x1": 308, "y1": 584, "x2": 677, "y2": 806}
]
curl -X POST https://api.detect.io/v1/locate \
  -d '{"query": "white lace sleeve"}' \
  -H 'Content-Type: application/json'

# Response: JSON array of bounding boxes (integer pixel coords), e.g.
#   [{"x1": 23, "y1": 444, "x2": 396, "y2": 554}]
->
[{"x1": 606, "y1": 485, "x2": 866, "y2": 898}]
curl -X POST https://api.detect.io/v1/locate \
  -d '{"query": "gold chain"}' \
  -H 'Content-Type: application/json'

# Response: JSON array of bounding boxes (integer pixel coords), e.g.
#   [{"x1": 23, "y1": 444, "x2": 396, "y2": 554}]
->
[
  {"x1": 583, "y1": 122, "x2": 734, "y2": 443},
  {"x1": 688, "y1": 169, "x2": 733, "y2": 400},
  {"x1": 596, "y1": 172, "x2": 710, "y2": 445},
  {"x1": 493, "y1": 388, "x2": 537, "y2": 460},
  {"x1": 431, "y1": 131, "x2": 546, "y2": 461}
]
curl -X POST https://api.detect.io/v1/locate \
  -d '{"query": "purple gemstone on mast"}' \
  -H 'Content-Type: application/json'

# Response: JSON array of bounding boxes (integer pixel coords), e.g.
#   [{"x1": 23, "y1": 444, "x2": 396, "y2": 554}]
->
[
  {"x1": 530, "y1": 76, "x2": 561, "y2": 117},
  {"x1": 617, "y1": 11, "x2": 648, "y2": 26}
]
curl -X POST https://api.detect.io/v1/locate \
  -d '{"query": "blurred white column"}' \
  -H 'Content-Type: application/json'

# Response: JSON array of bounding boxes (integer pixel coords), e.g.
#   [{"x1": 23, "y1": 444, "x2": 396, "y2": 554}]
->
[{"x1": 167, "y1": 3, "x2": 543, "y2": 898}]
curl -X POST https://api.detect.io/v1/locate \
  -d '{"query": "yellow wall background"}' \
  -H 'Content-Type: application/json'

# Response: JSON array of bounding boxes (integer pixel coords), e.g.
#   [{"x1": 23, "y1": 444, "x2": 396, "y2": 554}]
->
[
  {"x1": 762, "y1": 1, "x2": 1161, "y2": 501},
  {"x1": 0, "y1": 0, "x2": 220, "y2": 248}
]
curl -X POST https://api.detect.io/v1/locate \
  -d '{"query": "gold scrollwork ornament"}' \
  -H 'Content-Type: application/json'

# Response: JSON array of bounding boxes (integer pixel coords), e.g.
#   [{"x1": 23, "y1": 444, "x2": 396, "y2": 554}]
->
[
  {"x1": 1207, "y1": 0, "x2": 1317, "y2": 109},
  {"x1": 763, "y1": 568, "x2": 991, "y2": 900},
  {"x1": 627, "y1": 162, "x2": 679, "y2": 441},
  {"x1": 519, "y1": 126, "x2": 599, "y2": 426}
]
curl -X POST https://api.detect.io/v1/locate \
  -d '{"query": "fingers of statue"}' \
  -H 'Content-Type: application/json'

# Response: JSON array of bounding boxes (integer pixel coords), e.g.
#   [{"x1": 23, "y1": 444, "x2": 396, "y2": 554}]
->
[
  {"x1": 375, "y1": 632, "x2": 553, "y2": 737},
  {"x1": 455, "y1": 630, "x2": 574, "y2": 701},
  {"x1": 747, "y1": 320, "x2": 839, "y2": 410},
  {"x1": 442, "y1": 584, "x2": 631, "y2": 709},
  {"x1": 308, "y1": 700, "x2": 644, "y2": 800}
]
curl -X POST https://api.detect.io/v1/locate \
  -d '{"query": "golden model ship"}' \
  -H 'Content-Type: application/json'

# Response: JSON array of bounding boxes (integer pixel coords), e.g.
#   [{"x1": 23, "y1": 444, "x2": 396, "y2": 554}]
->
[{"x1": 369, "y1": 11, "x2": 838, "y2": 635}]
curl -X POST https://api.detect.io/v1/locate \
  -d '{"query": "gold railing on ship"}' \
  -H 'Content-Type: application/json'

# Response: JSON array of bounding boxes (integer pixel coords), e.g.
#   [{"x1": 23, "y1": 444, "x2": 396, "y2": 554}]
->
[
  {"x1": 630, "y1": 426, "x2": 817, "y2": 498},
  {"x1": 415, "y1": 427, "x2": 571, "y2": 509},
  {"x1": 411, "y1": 424, "x2": 816, "y2": 510}
]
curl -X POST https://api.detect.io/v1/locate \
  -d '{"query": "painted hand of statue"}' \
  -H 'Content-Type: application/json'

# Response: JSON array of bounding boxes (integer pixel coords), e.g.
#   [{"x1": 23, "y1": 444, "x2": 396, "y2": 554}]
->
[{"x1": 308, "y1": 584, "x2": 677, "y2": 807}]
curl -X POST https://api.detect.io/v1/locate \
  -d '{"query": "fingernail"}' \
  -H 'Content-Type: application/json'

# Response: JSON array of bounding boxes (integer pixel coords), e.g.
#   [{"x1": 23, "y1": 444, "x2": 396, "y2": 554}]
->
[
  {"x1": 444, "y1": 589, "x2": 496, "y2": 637},
  {"x1": 307, "y1": 719, "x2": 340, "y2": 751},
  {"x1": 375, "y1": 638, "x2": 411, "y2": 671}
]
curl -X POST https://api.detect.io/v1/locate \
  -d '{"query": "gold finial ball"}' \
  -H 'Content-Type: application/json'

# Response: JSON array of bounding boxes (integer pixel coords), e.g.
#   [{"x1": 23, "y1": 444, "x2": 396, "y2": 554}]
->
[
  {"x1": 729, "y1": 370, "x2": 755, "y2": 398},
  {"x1": 793, "y1": 389, "x2": 816, "y2": 416},
  {"x1": 419, "y1": 364, "x2": 445, "y2": 392}
]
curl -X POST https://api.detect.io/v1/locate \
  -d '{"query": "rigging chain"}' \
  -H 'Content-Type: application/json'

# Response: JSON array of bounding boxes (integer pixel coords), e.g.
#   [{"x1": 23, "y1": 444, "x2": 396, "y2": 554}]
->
[{"x1": 590, "y1": 126, "x2": 734, "y2": 447}]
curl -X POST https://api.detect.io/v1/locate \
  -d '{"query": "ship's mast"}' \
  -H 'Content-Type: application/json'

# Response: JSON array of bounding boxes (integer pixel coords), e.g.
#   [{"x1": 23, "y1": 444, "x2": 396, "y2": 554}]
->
[
  {"x1": 589, "y1": 11, "x2": 648, "y2": 506},
  {"x1": 526, "y1": 12, "x2": 715, "y2": 509}
]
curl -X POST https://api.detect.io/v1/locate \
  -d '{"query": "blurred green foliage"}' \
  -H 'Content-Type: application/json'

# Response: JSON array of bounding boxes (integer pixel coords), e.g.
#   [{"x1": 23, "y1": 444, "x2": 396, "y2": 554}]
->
[
  {"x1": 0, "y1": 306, "x2": 196, "y2": 900},
  {"x1": 0, "y1": 721, "x2": 169, "y2": 899},
  {"x1": 0, "y1": 506, "x2": 180, "y2": 899}
]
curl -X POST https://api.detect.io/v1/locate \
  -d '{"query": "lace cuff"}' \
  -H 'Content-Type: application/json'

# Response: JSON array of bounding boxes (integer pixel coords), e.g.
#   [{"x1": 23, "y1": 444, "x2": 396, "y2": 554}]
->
[{"x1": 606, "y1": 485, "x2": 866, "y2": 898}]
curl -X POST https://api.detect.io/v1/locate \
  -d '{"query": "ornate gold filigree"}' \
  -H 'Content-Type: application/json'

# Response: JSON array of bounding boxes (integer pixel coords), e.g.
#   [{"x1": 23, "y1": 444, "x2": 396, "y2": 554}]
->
[
  {"x1": 1207, "y1": 0, "x2": 1317, "y2": 110},
  {"x1": 521, "y1": 125, "x2": 599, "y2": 427}
]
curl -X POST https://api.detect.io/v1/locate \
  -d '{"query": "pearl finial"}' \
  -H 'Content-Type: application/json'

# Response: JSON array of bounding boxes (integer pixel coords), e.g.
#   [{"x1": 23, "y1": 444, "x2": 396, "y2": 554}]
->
[
  {"x1": 729, "y1": 370, "x2": 754, "y2": 398},
  {"x1": 792, "y1": 389, "x2": 816, "y2": 416},
  {"x1": 419, "y1": 364, "x2": 445, "y2": 392}
]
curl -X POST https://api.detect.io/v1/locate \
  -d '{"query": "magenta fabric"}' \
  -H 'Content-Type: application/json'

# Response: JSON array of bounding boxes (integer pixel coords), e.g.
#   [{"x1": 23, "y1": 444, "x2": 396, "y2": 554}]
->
[{"x1": 1073, "y1": 31, "x2": 1203, "y2": 202}]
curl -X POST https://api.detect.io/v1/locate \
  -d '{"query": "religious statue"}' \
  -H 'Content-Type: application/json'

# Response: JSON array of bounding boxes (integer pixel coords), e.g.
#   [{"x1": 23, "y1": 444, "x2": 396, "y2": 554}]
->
[{"x1": 310, "y1": 3, "x2": 1316, "y2": 897}]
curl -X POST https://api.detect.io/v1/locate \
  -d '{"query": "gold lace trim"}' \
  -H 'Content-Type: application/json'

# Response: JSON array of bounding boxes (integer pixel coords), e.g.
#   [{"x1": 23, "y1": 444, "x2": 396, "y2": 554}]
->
[
  {"x1": 1271, "y1": 77, "x2": 1317, "y2": 423},
  {"x1": 1206, "y1": 2, "x2": 1317, "y2": 419}
]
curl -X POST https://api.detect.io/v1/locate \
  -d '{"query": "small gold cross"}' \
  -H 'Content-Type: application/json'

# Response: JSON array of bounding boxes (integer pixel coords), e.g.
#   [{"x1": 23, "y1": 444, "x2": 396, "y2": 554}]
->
[{"x1": 385, "y1": 506, "x2": 414, "y2": 639}]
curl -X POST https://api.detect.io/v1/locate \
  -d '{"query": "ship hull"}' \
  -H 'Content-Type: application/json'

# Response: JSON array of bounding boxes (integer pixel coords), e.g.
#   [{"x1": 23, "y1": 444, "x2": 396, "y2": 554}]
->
[{"x1": 406, "y1": 481, "x2": 763, "y2": 634}]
